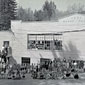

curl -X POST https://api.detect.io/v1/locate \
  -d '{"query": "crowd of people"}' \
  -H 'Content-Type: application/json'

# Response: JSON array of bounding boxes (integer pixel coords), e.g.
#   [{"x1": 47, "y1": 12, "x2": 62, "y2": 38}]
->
[
  {"x1": 30, "y1": 58, "x2": 84, "y2": 79},
  {"x1": 0, "y1": 42, "x2": 84, "y2": 79}
]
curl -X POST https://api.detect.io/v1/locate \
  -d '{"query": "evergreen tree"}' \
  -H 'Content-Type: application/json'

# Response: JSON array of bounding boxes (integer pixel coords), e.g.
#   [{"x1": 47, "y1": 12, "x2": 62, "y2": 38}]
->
[
  {"x1": 27, "y1": 8, "x2": 34, "y2": 21},
  {"x1": 17, "y1": 7, "x2": 34, "y2": 21},
  {"x1": 0, "y1": 0, "x2": 17, "y2": 30},
  {"x1": 43, "y1": 1, "x2": 57, "y2": 20},
  {"x1": 8, "y1": 0, "x2": 17, "y2": 20},
  {"x1": 17, "y1": 7, "x2": 26, "y2": 21},
  {"x1": 34, "y1": 10, "x2": 44, "y2": 21},
  {"x1": 67, "y1": 3, "x2": 84, "y2": 13}
]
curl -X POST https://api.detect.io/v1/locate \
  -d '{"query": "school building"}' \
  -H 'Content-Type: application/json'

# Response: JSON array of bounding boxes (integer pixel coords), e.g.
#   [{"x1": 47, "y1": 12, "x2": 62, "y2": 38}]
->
[{"x1": 0, "y1": 13, "x2": 85, "y2": 65}]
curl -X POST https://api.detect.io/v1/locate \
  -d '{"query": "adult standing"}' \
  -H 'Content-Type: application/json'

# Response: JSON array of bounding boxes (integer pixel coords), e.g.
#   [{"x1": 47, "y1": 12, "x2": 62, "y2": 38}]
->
[
  {"x1": 6, "y1": 46, "x2": 12, "y2": 64},
  {"x1": 1, "y1": 45, "x2": 8, "y2": 63},
  {"x1": 1, "y1": 43, "x2": 12, "y2": 68}
]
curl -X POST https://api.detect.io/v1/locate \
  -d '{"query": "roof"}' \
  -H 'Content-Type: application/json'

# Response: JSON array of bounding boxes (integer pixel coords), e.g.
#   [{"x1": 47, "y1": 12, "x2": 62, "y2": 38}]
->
[
  {"x1": 58, "y1": 13, "x2": 85, "y2": 22},
  {"x1": 58, "y1": 13, "x2": 85, "y2": 20},
  {"x1": 11, "y1": 13, "x2": 85, "y2": 34},
  {"x1": 0, "y1": 30, "x2": 14, "y2": 35}
]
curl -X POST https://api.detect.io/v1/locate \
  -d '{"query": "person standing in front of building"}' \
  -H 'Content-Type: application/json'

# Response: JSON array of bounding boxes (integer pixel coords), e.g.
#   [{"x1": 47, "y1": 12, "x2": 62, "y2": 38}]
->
[
  {"x1": 1, "y1": 44, "x2": 8, "y2": 64},
  {"x1": 1, "y1": 42, "x2": 12, "y2": 72},
  {"x1": 1, "y1": 44, "x2": 8, "y2": 73},
  {"x1": 6, "y1": 45, "x2": 12, "y2": 64}
]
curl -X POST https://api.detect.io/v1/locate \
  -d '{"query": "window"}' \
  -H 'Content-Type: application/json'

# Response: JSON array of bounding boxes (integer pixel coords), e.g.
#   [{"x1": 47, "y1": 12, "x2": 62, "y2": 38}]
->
[
  {"x1": 40, "y1": 58, "x2": 51, "y2": 70},
  {"x1": 28, "y1": 40, "x2": 36, "y2": 49},
  {"x1": 54, "y1": 40, "x2": 62, "y2": 50},
  {"x1": 27, "y1": 34, "x2": 62, "y2": 50},
  {"x1": 36, "y1": 41, "x2": 44, "y2": 49},
  {"x1": 45, "y1": 41, "x2": 50, "y2": 50},
  {"x1": 21, "y1": 57, "x2": 30, "y2": 66},
  {"x1": 3, "y1": 41, "x2": 9, "y2": 47}
]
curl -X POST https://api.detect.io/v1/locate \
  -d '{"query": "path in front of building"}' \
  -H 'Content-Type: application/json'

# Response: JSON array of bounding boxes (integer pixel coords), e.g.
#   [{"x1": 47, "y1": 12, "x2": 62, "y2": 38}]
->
[
  {"x1": 0, "y1": 79, "x2": 85, "y2": 85},
  {"x1": 0, "y1": 73, "x2": 85, "y2": 85}
]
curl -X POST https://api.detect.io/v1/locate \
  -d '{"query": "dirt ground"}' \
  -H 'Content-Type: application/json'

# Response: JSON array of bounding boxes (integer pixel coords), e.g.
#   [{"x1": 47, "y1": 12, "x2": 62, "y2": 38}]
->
[{"x1": 0, "y1": 73, "x2": 85, "y2": 85}]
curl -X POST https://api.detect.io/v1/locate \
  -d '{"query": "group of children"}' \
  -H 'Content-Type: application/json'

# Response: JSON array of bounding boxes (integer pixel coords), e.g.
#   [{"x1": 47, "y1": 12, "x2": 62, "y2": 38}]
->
[{"x1": 31, "y1": 58, "x2": 84, "y2": 79}]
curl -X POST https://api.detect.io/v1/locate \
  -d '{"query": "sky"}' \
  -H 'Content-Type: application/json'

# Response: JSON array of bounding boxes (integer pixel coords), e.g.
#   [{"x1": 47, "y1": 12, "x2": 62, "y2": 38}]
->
[{"x1": 16, "y1": 0, "x2": 85, "y2": 11}]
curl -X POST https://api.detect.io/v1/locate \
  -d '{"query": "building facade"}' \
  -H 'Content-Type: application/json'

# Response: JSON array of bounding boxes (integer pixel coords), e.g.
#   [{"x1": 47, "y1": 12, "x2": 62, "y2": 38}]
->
[{"x1": 0, "y1": 13, "x2": 85, "y2": 65}]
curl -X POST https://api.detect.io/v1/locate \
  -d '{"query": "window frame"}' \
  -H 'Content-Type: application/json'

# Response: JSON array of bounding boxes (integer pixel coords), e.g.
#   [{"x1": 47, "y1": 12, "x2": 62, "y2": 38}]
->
[{"x1": 27, "y1": 34, "x2": 62, "y2": 50}]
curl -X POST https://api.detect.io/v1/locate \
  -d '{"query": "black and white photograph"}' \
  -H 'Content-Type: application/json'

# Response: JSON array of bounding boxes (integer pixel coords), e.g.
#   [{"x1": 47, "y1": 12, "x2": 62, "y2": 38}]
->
[{"x1": 0, "y1": 0, "x2": 85, "y2": 85}]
